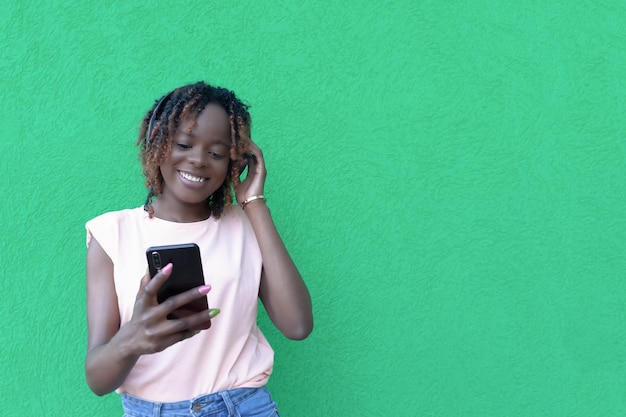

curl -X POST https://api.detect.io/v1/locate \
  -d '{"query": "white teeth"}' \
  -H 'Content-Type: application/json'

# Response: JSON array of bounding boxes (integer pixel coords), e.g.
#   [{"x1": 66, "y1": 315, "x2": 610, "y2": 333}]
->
[{"x1": 179, "y1": 171, "x2": 207, "y2": 183}]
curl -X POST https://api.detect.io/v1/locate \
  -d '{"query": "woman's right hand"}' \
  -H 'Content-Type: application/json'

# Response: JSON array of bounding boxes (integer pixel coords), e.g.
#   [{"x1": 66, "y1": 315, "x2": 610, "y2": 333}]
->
[
  {"x1": 123, "y1": 263, "x2": 219, "y2": 355},
  {"x1": 86, "y1": 237, "x2": 220, "y2": 395}
]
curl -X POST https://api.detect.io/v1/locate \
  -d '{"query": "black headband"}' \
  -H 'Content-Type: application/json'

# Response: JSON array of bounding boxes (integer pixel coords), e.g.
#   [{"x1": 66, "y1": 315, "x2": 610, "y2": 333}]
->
[{"x1": 145, "y1": 91, "x2": 174, "y2": 143}]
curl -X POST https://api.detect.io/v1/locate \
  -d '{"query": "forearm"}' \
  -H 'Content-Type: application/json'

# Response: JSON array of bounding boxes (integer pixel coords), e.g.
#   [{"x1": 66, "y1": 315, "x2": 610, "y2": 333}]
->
[
  {"x1": 85, "y1": 325, "x2": 140, "y2": 396},
  {"x1": 244, "y1": 201, "x2": 313, "y2": 339}
]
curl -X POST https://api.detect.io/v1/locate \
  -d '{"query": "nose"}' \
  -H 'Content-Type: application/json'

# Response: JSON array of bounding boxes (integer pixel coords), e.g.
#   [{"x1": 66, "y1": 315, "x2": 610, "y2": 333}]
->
[{"x1": 187, "y1": 147, "x2": 207, "y2": 167}]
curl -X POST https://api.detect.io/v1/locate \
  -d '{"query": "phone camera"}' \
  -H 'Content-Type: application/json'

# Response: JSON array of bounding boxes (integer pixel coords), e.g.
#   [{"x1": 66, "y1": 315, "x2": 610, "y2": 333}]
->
[{"x1": 151, "y1": 251, "x2": 162, "y2": 270}]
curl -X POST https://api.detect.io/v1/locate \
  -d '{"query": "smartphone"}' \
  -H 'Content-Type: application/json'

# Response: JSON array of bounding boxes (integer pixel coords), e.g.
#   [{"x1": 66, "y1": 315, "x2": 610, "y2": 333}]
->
[{"x1": 146, "y1": 243, "x2": 209, "y2": 315}]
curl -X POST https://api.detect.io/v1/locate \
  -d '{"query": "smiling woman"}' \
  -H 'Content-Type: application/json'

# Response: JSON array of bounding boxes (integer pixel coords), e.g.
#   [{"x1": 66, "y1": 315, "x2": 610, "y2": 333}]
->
[
  {"x1": 84, "y1": 81, "x2": 313, "y2": 416},
  {"x1": 137, "y1": 83, "x2": 253, "y2": 221},
  {"x1": 155, "y1": 104, "x2": 232, "y2": 222}
]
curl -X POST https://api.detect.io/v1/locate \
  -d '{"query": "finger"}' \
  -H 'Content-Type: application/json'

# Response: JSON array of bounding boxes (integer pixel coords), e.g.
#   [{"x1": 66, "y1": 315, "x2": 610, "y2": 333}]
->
[
  {"x1": 148, "y1": 329, "x2": 200, "y2": 353},
  {"x1": 142, "y1": 263, "x2": 173, "y2": 302},
  {"x1": 145, "y1": 308, "x2": 221, "y2": 353},
  {"x1": 247, "y1": 138, "x2": 260, "y2": 151},
  {"x1": 248, "y1": 153, "x2": 258, "y2": 170},
  {"x1": 245, "y1": 149, "x2": 266, "y2": 180},
  {"x1": 155, "y1": 284, "x2": 212, "y2": 316},
  {"x1": 248, "y1": 142, "x2": 264, "y2": 163},
  {"x1": 136, "y1": 270, "x2": 151, "y2": 299},
  {"x1": 180, "y1": 329, "x2": 201, "y2": 342},
  {"x1": 168, "y1": 315, "x2": 215, "y2": 344},
  {"x1": 162, "y1": 308, "x2": 221, "y2": 335},
  {"x1": 240, "y1": 152, "x2": 253, "y2": 173},
  {"x1": 242, "y1": 157, "x2": 257, "y2": 179}
]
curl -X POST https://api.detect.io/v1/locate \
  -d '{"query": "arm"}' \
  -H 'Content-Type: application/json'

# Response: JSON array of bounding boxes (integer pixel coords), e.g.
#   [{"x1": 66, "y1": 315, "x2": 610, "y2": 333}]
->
[
  {"x1": 85, "y1": 237, "x2": 218, "y2": 395},
  {"x1": 246, "y1": 204, "x2": 313, "y2": 340},
  {"x1": 85, "y1": 237, "x2": 139, "y2": 395},
  {"x1": 235, "y1": 141, "x2": 313, "y2": 340}
]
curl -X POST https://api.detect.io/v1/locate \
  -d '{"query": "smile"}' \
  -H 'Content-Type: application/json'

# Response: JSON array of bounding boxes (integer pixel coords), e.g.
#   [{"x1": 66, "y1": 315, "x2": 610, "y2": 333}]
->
[{"x1": 178, "y1": 171, "x2": 207, "y2": 183}]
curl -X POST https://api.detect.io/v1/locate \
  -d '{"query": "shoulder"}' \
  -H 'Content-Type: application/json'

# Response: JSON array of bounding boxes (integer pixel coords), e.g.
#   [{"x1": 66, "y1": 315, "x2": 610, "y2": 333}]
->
[
  {"x1": 222, "y1": 204, "x2": 245, "y2": 219},
  {"x1": 215, "y1": 205, "x2": 257, "y2": 238},
  {"x1": 86, "y1": 207, "x2": 145, "y2": 228},
  {"x1": 85, "y1": 207, "x2": 145, "y2": 249},
  {"x1": 219, "y1": 205, "x2": 250, "y2": 227}
]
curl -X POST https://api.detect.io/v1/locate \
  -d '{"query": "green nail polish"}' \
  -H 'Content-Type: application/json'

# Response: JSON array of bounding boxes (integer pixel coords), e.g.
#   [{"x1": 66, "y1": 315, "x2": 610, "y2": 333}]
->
[
  {"x1": 209, "y1": 308, "x2": 221, "y2": 318},
  {"x1": 194, "y1": 330, "x2": 201, "y2": 335}
]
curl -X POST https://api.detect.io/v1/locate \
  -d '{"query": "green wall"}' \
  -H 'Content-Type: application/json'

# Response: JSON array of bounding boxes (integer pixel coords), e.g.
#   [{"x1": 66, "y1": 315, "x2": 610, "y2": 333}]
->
[{"x1": 2, "y1": 1, "x2": 625, "y2": 415}]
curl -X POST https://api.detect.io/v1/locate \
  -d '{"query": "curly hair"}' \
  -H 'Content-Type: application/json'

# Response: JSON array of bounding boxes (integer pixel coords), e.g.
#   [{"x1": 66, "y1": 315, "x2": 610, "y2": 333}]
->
[{"x1": 136, "y1": 81, "x2": 252, "y2": 219}]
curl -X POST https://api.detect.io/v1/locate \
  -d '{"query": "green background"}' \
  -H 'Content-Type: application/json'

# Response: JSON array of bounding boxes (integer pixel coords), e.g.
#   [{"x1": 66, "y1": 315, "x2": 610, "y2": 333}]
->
[{"x1": 2, "y1": 1, "x2": 625, "y2": 416}]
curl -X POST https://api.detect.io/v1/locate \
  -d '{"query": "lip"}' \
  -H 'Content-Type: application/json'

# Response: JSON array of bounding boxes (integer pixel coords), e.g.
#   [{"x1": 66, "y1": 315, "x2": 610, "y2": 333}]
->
[{"x1": 177, "y1": 170, "x2": 209, "y2": 188}]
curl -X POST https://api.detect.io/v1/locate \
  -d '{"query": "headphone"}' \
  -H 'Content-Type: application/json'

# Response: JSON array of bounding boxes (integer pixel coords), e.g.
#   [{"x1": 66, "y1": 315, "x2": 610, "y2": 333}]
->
[{"x1": 145, "y1": 90, "x2": 175, "y2": 144}]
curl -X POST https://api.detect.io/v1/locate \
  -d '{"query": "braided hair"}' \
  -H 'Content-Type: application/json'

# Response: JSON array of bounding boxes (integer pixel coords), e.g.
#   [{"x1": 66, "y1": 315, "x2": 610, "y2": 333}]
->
[{"x1": 136, "y1": 81, "x2": 252, "y2": 219}]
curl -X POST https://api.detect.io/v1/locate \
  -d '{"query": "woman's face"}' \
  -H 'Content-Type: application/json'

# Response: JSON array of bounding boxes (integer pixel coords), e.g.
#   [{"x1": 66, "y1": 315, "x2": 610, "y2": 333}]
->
[{"x1": 158, "y1": 103, "x2": 232, "y2": 210}]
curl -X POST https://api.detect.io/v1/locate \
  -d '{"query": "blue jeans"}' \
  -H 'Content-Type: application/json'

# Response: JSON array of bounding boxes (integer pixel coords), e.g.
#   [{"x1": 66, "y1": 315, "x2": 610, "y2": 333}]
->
[{"x1": 121, "y1": 387, "x2": 280, "y2": 417}]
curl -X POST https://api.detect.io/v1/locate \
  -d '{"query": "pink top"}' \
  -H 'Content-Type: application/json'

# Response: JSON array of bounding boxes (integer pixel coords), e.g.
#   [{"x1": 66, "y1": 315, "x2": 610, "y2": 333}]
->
[{"x1": 86, "y1": 206, "x2": 273, "y2": 402}]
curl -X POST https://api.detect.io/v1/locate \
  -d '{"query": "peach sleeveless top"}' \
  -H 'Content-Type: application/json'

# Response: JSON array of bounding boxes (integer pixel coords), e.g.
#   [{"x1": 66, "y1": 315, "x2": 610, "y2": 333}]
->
[{"x1": 86, "y1": 206, "x2": 273, "y2": 402}]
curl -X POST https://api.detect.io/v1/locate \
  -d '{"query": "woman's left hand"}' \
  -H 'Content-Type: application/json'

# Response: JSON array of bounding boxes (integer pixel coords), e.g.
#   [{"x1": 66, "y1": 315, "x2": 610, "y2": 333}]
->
[
  {"x1": 232, "y1": 140, "x2": 313, "y2": 340},
  {"x1": 234, "y1": 140, "x2": 267, "y2": 204}
]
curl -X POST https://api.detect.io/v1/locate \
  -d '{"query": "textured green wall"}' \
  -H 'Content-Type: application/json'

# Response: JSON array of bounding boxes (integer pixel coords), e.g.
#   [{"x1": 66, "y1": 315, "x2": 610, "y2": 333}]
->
[{"x1": 2, "y1": 1, "x2": 625, "y2": 416}]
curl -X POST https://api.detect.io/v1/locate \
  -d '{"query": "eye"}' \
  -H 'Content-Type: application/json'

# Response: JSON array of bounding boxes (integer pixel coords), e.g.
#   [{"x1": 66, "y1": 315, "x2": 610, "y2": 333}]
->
[
  {"x1": 176, "y1": 143, "x2": 191, "y2": 149},
  {"x1": 209, "y1": 152, "x2": 225, "y2": 159}
]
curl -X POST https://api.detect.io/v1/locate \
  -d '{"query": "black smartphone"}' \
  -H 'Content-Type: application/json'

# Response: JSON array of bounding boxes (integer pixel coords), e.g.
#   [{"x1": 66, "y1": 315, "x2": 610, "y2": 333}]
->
[{"x1": 146, "y1": 243, "x2": 209, "y2": 315}]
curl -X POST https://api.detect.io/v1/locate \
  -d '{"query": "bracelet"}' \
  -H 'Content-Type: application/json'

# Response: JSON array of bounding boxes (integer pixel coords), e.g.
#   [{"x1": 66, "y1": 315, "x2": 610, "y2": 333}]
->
[{"x1": 241, "y1": 195, "x2": 266, "y2": 210}]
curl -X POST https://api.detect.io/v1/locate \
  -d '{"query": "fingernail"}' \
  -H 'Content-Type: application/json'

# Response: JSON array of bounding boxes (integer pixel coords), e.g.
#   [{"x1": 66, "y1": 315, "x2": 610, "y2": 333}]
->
[
  {"x1": 209, "y1": 309, "x2": 221, "y2": 318},
  {"x1": 198, "y1": 285, "x2": 211, "y2": 294},
  {"x1": 161, "y1": 263, "x2": 173, "y2": 274}
]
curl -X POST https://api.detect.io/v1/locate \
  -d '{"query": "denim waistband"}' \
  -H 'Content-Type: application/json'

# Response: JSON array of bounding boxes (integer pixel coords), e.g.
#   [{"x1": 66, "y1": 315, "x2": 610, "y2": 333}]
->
[{"x1": 121, "y1": 387, "x2": 262, "y2": 416}]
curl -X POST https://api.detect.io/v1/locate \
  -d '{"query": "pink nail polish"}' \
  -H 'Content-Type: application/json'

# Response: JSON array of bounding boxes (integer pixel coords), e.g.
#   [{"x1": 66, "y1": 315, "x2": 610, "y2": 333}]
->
[
  {"x1": 198, "y1": 285, "x2": 211, "y2": 294},
  {"x1": 161, "y1": 263, "x2": 173, "y2": 274}
]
